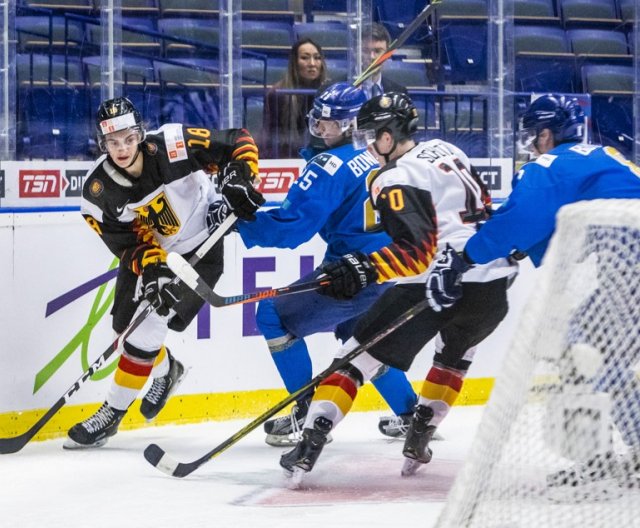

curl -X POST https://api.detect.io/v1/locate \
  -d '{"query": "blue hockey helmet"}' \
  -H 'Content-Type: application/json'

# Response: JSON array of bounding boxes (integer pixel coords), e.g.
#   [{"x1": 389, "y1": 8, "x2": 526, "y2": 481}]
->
[
  {"x1": 518, "y1": 94, "x2": 585, "y2": 152},
  {"x1": 308, "y1": 82, "x2": 367, "y2": 139}
]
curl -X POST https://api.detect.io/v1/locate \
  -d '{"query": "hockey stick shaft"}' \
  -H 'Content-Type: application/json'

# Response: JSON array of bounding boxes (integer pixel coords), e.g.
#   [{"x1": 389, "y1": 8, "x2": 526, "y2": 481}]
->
[
  {"x1": 167, "y1": 252, "x2": 329, "y2": 307},
  {"x1": 143, "y1": 298, "x2": 429, "y2": 477},
  {"x1": 353, "y1": 0, "x2": 442, "y2": 87},
  {"x1": 0, "y1": 214, "x2": 236, "y2": 455}
]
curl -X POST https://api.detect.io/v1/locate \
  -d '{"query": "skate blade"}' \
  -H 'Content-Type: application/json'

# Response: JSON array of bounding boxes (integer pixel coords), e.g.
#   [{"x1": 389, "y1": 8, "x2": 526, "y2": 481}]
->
[
  {"x1": 401, "y1": 457, "x2": 425, "y2": 477},
  {"x1": 266, "y1": 432, "x2": 333, "y2": 448},
  {"x1": 62, "y1": 437, "x2": 108, "y2": 450}
]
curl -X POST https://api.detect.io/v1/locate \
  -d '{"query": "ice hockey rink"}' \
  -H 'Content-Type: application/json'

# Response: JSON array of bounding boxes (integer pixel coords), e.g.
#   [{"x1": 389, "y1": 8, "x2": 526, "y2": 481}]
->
[{"x1": 0, "y1": 406, "x2": 483, "y2": 528}]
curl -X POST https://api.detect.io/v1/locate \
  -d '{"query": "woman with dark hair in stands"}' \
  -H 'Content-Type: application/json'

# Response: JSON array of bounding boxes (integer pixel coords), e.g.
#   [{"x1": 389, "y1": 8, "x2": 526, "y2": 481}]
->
[{"x1": 263, "y1": 38, "x2": 328, "y2": 159}]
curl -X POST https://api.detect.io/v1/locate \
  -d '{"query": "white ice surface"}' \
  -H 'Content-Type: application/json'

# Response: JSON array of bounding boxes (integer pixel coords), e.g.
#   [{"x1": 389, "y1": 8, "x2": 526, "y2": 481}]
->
[{"x1": 0, "y1": 406, "x2": 484, "y2": 528}]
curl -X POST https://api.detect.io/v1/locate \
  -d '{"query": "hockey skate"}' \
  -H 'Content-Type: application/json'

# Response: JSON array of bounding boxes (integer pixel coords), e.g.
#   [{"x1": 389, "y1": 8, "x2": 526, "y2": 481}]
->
[
  {"x1": 63, "y1": 402, "x2": 125, "y2": 449},
  {"x1": 140, "y1": 351, "x2": 186, "y2": 421},
  {"x1": 401, "y1": 405, "x2": 437, "y2": 476},
  {"x1": 378, "y1": 413, "x2": 445, "y2": 441},
  {"x1": 264, "y1": 399, "x2": 333, "y2": 447},
  {"x1": 280, "y1": 416, "x2": 333, "y2": 488}
]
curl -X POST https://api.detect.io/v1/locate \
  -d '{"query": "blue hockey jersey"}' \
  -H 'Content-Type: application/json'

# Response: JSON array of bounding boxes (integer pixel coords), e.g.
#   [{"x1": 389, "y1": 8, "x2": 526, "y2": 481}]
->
[
  {"x1": 465, "y1": 143, "x2": 640, "y2": 267},
  {"x1": 237, "y1": 143, "x2": 391, "y2": 261}
]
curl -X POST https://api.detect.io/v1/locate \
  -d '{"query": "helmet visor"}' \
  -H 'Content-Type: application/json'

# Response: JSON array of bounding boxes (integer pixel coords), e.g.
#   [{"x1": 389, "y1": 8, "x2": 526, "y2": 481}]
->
[
  {"x1": 308, "y1": 113, "x2": 353, "y2": 139},
  {"x1": 352, "y1": 128, "x2": 376, "y2": 150},
  {"x1": 517, "y1": 120, "x2": 538, "y2": 154}
]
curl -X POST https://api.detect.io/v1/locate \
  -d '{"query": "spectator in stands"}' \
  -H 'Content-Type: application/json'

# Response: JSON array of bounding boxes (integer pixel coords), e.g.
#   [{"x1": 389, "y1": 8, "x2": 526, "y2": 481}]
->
[
  {"x1": 361, "y1": 23, "x2": 407, "y2": 100},
  {"x1": 263, "y1": 38, "x2": 328, "y2": 159}
]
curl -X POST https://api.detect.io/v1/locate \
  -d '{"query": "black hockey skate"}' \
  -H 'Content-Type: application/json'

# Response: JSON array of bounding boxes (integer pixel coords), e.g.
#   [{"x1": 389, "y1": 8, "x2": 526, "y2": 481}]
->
[
  {"x1": 280, "y1": 416, "x2": 333, "y2": 487},
  {"x1": 63, "y1": 402, "x2": 125, "y2": 449},
  {"x1": 264, "y1": 399, "x2": 310, "y2": 447},
  {"x1": 401, "y1": 405, "x2": 437, "y2": 476},
  {"x1": 140, "y1": 351, "x2": 186, "y2": 421}
]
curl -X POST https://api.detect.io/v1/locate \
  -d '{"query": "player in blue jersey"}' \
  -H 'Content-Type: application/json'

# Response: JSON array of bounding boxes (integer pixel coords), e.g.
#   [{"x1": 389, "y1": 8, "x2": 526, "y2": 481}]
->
[
  {"x1": 426, "y1": 94, "x2": 640, "y2": 488},
  {"x1": 235, "y1": 82, "x2": 418, "y2": 446}
]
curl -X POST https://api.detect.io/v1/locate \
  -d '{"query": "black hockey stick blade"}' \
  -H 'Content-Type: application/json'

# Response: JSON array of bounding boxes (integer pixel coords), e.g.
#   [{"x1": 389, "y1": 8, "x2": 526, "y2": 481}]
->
[
  {"x1": 353, "y1": 0, "x2": 442, "y2": 87},
  {"x1": 167, "y1": 252, "x2": 329, "y2": 307},
  {"x1": 0, "y1": 216, "x2": 235, "y2": 454},
  {"x1": 143, "y1": 299, "x2": 429, "y2": 477}
]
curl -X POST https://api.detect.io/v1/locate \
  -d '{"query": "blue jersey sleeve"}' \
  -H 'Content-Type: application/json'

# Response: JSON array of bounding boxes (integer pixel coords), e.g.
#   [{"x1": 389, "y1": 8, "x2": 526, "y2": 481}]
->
[
  {"x1": 237, "y1": 159, "x2": 341, "y2": 249},
  {"x1": 465, "y1": 163, "x2": 563, "y2": 267}
]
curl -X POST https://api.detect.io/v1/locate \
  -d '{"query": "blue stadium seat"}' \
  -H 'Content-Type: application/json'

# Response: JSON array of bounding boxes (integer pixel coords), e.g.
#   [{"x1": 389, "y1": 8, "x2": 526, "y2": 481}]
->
[
  {"x1": 325, "y1": 58, "x2": 348, "y2": 82},
  {"x1": 568, "y1": 29, "x2": 631, "y2": 69},
  {"x1": 293, "y1": 21, "x2": 348, "y2": 56},
  {"x1": 19, "y1": 0, "x2": 93, "y2": 14},
  {"x1": 514, "y1": 25, "x2": 576, "y2": 92},
  {"x1": 94, "y1": 0, "x2": 159, "y2": 16},
  {"x1": 88, "y1": 17, "x2": 161, "y2": 56},
  {"x1": 559, "y1": 0, "x2": 621, "y2": 28},
  {"x1": 159, "y1": 0, "x2": 217, "y2": 17},
  {"x1": 16, "y1": 16, "x2": 86, "y2": 53},
  {"x1": 383, "y1": 60, "x2": 431, "y2": 90},
  {"x1": 438, "y1": 21, "x2": 488, "y2": 83},
  {"x1": 514, "y1": 0, "x2": 558, "y2": 23},
  {"x1": 158, "y1": 18, "x2": 220, "y2": 57},
  {"x1": 242, "y1": 20, "x2": 293, "y2": 55}
]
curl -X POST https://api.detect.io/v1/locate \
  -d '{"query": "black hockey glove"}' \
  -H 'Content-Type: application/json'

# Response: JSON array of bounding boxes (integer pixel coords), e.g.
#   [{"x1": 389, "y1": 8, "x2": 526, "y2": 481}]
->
[
  {"x1": 142, "y1": 262, "x2": 180, "y2": 317},
  {"x1": 319, "y1": 252, "x2": 379, "y2": 300},
  {"x1": 425, "y1": 243, "x2": 472, "y2": 312},
  {"x1": 205, "y1": 200, "x2": 234, "y2": 234},
  {"x1": 220, "y1": 161, "x2": 265, "y2": 221}
]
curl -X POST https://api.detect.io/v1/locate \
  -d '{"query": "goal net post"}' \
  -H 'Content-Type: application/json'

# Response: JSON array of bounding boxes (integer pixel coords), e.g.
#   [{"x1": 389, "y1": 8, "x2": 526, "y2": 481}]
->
[{"x1": 435, "y1": 199, "x2": 640, "y2": 528}]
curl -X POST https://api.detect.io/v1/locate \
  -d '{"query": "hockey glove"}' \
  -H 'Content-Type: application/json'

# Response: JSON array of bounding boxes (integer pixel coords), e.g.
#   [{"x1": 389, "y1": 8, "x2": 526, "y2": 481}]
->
[
  {"x1": 220, "y1": 161, "x2": 265, "y2": 221},
  {"x1": 205, "y1": 200, "x2": 233, "y2": 234},
  {"x1": 319, "y1": 252, "x2": 379, "y2": 300},
  {"x1": 142, "y1": 262, "x2": 180, "y2": 317},
  {"x1": 425, "y1": 244, "x2": 472, "y2": 312}
]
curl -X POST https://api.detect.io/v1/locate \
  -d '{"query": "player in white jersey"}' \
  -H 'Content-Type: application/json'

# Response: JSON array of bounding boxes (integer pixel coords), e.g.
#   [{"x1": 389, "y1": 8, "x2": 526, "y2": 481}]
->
[
  {"x1": 279, "y1": 92, "x2": 518, "y2": 482},
  {"x1": 64, "y1": 97, "x2": 263, "y2": 449}
]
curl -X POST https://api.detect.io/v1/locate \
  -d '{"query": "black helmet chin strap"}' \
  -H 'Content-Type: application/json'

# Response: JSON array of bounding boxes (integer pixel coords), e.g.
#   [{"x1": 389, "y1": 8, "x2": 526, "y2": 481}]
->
[
  {"x1": 373, "y1": 136, "x2": 398, "y2": 165},
  {"x1": 124, "y1": 145, "x2": 143, "y2": 169}
]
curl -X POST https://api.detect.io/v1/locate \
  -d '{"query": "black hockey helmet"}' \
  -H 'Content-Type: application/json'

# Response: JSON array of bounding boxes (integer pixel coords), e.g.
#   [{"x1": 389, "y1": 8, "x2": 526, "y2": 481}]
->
[
  {"x1": 356, "y1": 92, "x2": 419, "y2": 143},
  {"x1": 95, "y1": 97, "x2": 145, "y2": 153}
]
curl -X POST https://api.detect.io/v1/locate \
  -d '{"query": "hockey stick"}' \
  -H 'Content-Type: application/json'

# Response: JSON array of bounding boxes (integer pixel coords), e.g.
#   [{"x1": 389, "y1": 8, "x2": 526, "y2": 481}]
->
[
  {"x1": 0, "y1": 214, "x2": 236, "y2": 455},
  {"x1": 167, "y1": 252, "x2": 329, "y2": 307},
  {"x1": 352, "y1": 0, "x2": 442, "y2": 87},
  {"x1": 143, "y1": 298, "x2": 429, "y2": 477}
]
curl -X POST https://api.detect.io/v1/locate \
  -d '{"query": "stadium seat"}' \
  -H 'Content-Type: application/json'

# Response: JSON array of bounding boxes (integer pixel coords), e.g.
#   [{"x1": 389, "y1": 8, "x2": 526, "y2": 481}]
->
[
  {"x1": 242, "y1": 20, "x2": 293, "y2": 55},
  {"x1": 83, "y1": 56, "x2": 156, "y2": 86},
  {"x1": 17, "y1": 53, "x2": 84, "y2": 86},
  {"x1": 383, "y1": 60, "x2": 431, "y2": 90},
  {"x1": 581, "y1": 63, "x2": 634, "y2": 94},
  {"x1": 19, "y1": 0, "x2": 92, "y2": 14},
  {"x1": 435, "y1": 0, "x2": 487, "y2": 19},
  {"x1": 159, "y1": 0, "x2": 217, "y2": 17},
  {"x1": 88, "y1": 17, "x2": 161, "y2": 56},
  {"x1": 619, "y1": 0, "x2": 634, "y2": 25},
  {"x1": 158, "y1": 18, "x2": 220, "y2": 57},
  {"x1": 514, "y1": 0, "x2": 559, "y2": 24},
  {"x1": 325, "y1": 58, "x2": 348, "y2": 82},
  {"x1": 558, "y1": 0, "x2": 622, "y2": 28},
  {"x1": 304, "y1": 0, "x2": 347, "y2": 21},
  {"x1": 94, "y1": 0, "x2": 159, "y2": 16},
  {"x1": 242, "y1": 57, "x2": 273, "y2": 87},
  {"x1": 154, "y1": 58, "x2": 219, "y2": 87},
  {"x1": 242, "y1": 0, "x2": 296, "y2": 23},
  {"x1": 514, "y1": 25, "x2": 576, "y2": 92},
  {"x1": 243, "y1": 96, "x2": 264, "y2": 135},
  {"x1": 293, "y1": 21, "x2": 348, "y2": 56},
  {"x1": 568, "y1": 29, "x2": 631, "y2": 62},
  {"x1": 438, "y1": 21, "x2": 488, "y2": 83},
  {"x1": 16, "y1": 16, "x2": 86, "y2": 53}
]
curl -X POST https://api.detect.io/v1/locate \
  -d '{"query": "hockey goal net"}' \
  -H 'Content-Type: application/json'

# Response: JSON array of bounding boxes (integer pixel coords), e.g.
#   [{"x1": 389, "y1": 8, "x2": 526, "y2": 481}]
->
[{"x1": 435, "y1": 199, "x2": 640, "y2": 528}]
